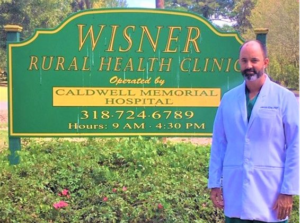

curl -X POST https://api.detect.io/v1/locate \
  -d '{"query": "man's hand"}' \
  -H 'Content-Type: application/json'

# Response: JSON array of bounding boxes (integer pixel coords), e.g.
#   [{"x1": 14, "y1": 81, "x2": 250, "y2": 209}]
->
[
  {"x1": 273, "y1": 194, "x2": 293, "y2": 220},
  {"x1": 210, "y1": 188, "x2": 224, "y2": 209}
]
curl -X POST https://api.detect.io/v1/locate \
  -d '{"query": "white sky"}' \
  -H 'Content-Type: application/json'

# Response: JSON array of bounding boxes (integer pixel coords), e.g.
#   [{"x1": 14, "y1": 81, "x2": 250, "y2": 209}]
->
[{"x1": 126, "y1": 0, "x2": 155, "y2": 8}]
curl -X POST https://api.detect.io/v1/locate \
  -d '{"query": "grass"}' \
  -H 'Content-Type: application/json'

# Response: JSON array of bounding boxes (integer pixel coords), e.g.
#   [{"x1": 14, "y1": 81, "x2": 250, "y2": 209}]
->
[
  {"x1": 0, "y1": 86, "x2": 7, "y2": 101},
  {"x1": 0, "y1": 86, "x2": 8, "y2": 152},
  {"x1": 0, "y1": 129, "x2": 8, "y2": 153}
]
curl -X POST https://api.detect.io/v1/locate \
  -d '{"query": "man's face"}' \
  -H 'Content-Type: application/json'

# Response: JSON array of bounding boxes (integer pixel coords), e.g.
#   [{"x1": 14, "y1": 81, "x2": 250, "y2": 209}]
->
[{"x1": 239, "y1": 42, "x2": 269, "y2": 81}]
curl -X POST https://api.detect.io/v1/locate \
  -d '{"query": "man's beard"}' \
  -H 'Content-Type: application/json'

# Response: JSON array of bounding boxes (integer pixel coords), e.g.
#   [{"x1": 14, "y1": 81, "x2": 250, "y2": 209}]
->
[{"x1": 241, "y1": 68, "x2": 264, "y2": 81}]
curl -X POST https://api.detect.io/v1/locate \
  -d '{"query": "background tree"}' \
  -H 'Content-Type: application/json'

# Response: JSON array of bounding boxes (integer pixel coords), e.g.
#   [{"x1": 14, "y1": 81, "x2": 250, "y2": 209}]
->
[
  {"x1": 1, "y1": 0, "x2": 298, "y2": 90},
  {"x1": 0, "y1": 0, "x2": 72, "y2": 71},
  {"x1": 164, "y1": 0, "x2": 255, "y2": 34},
  {"x1": 165, "y1": 0, "x2": 298, "y2": 90},
  {"x1": 243, "y1": 0, "x2": 299, "y2": 89},
  {"x1": 230, "y1": 0, "x2": 256, "y2": 34},
  {"x1": 165, "y1": 0, "x2": 229, "y2": 19},
  {"x1": 70, "y1": 0, "x2": 127, "y2": 11},
  {"x1": 104, "y1": 0, "x2": 127, "y2": 8},
  {"x1": 0, "y1": 0, "x2": 127, "y2": 73}
]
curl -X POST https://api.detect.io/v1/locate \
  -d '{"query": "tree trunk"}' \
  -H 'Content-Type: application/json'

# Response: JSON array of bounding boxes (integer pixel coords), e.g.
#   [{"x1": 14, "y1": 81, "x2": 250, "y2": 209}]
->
[{"x1": 156, "y1": 0, "x2": 164, "y2": 8}]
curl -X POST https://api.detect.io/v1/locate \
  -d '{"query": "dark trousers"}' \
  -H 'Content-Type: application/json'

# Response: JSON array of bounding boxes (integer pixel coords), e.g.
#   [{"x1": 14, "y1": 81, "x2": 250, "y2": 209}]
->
[{"x1": 225, "y1": 216, "x2": 288, "y2": 223}]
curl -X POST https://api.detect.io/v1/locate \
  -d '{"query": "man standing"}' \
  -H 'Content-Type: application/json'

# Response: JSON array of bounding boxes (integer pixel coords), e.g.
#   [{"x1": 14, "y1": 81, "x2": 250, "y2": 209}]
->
[{"x1": 208, "y1": 40, "x2": 299, "y2": 222}]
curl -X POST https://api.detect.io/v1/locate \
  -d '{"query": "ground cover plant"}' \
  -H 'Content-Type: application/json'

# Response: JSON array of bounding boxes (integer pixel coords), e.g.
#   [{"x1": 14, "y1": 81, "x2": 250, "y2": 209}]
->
[
  {"x1": 0, "y1": 137, "x2": 298, "y2": 223},
  {"x1": 0, "y1": 129, "x2": 7, "y2": 151}
]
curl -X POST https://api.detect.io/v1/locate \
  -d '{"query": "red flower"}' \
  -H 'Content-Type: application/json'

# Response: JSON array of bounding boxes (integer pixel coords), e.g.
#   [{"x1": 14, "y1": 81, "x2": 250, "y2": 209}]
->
[
  {"x1": 61, "y1": 189, "x2": 69, "y2": 196},
  {"x1": 112, "y1": 188, "x2": 117, "y2": 193},
  {"x1": 157, "y1": 203, "x2": 163, "y2": 209},
  {"x1": 58, "y1": 189, "x2": 70, "y2": 198},
  {"x1": 103, "y1": 197, "x2": 108, "y2": 202},
  {"x1": 53, "y1": 201, "x2": 68, "y2": 209},
  {"x1": 122, "y1": 186, "x2": 127, "y2": 191}
]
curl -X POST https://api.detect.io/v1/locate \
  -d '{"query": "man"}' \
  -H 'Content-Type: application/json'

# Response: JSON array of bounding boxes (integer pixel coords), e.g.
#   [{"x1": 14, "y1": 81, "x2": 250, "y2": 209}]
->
[{"x1": 208, "y1": 40, "x2": 299, "y2": 223}]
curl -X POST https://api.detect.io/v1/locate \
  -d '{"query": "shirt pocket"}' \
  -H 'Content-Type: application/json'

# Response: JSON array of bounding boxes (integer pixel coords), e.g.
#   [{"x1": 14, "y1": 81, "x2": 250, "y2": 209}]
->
[{"x1": 258, "y1": 108, "x2": 280, "y2": 119}]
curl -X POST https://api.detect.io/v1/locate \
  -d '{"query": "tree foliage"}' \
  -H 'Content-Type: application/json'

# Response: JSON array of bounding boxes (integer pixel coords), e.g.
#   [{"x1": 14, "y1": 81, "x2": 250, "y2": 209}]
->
[
  {"x1": 165, "y1": 0, "x2": 299, "y2": 90},
  {"x1": 164, "y1": 0, "x2": 255, "y2": 34},
  {"x1": 230, "y1": 0, "x2": 256, "y2": 34},
  {"x1": 0, "y1": 0, "x2": 69, "y2": 70},
  {"x1": 0, "y1": 0, "x2": 127, "y2": 71},
  {"x1": 1, "y1": 0, "x2": 298, "y2": 90},
  {"x1": 243, "y1": 0, "x2": 299, "y2": 89},
  {"x1": 71, "y1": 0, "x2": 127, "y2": 11},
  {"x1": 165, "y1": 0, "x2": 228, "y2": 18}
]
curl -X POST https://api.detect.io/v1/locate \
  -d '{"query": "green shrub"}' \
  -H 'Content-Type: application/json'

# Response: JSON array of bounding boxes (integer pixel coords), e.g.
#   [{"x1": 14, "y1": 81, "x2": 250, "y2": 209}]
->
[{"x1": 0, "y1": 137, "x2": 298, "y2": 222}]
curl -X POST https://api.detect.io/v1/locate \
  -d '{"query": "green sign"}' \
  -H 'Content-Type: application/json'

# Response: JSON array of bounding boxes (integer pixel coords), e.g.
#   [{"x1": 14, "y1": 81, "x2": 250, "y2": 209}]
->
[{"x1": 8, "y1": 8, "x2": 244, "y2": 137}]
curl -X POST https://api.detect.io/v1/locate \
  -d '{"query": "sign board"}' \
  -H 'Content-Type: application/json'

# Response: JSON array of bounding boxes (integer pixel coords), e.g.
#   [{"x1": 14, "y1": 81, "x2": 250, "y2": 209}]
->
[{"x1": 7, "y1": 8, "x2": 244, "y2": 137}]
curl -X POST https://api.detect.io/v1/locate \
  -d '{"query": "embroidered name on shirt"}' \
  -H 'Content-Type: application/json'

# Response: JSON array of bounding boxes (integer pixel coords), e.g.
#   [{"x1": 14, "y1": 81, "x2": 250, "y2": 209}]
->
[{"x1": 260, "y1": 106, "x2": 279, "y2": 110}]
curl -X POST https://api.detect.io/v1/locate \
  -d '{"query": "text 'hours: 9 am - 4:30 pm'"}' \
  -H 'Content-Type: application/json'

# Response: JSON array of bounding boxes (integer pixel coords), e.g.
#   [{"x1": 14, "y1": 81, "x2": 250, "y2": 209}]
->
[{"x1": 68, "y1": 122, "x2": 205, "y2": 130}]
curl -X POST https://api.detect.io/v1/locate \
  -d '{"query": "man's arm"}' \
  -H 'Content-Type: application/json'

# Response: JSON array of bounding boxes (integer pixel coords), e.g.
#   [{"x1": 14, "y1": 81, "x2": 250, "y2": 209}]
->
[
  {"x1": 274, "y1": 92, "x2": 299, "y2": 220},
  {"x1": 208, "y1": 99, "x2": 227, "y2": 189},
  {"x1": 280, "y1": 92, "x2": 299, "y2": 195},
  {"x1": 210, "y1": 188, "x2": 224, "y2": 209},
  {"x1": 273, "y1": 194, "x2": 293, "y2": 220}
]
